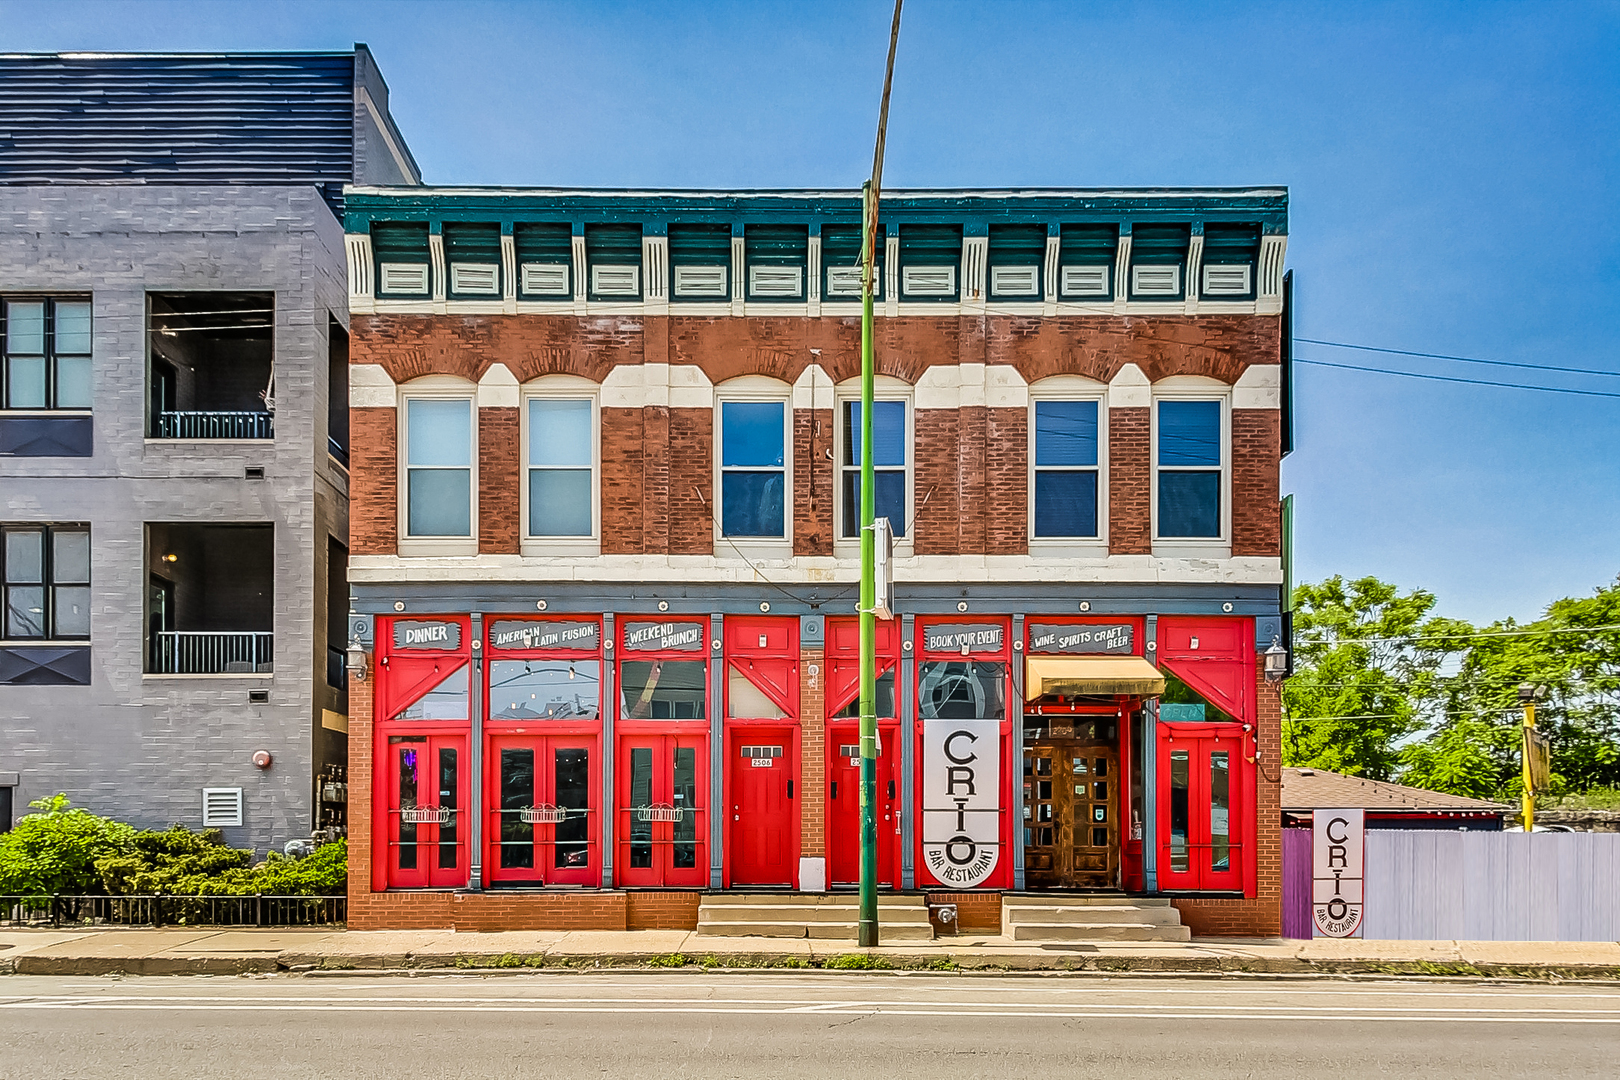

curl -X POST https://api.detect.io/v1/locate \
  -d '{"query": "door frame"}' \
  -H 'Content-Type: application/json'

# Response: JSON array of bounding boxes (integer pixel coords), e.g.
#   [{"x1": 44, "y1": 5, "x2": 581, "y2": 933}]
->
[
  {"x1": 379, "y1": 732, "x2": 468, "y2": 890},
  {"x1": 483, "y1": 731, "x2": 601, "y2": 886},
  {"x1": 825, "y1": 717, "x2": 902, "y2": 888},
  {"x1": 1156, "y1": 720, "x2": 1253, "y2": 895},
  {"x1": 721, "y1": 719, "x2": 801, "y2": 888},
  {"x1": 613, "y1": 725, "x2": 710, "y2": 888}
]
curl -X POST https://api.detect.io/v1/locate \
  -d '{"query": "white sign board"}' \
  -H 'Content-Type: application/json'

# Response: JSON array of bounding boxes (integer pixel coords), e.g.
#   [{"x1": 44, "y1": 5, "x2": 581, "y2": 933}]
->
[
  {"x1": 1312, "y1": 808, "x2": 1365, "y2": 938},
  {"x1": 921, "y1": 719, "x2": 1001, "y2": 887}
]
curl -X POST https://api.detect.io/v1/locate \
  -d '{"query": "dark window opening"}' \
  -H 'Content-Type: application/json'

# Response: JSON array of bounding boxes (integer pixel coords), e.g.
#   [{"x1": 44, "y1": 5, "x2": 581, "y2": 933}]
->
[
  {"x1": 326, "y1": 536, "x2": 348, "y2": 696},
  {"x1": 3, "y1": 523, "x2": 90, "y2": 640},
  {"x1": 327, "y1": 317, "x2": 348, "y2": 465},
  {"x1": 145, "y1": 523, "x2": 272, "y2": 674},
  {"x1": 147, "y1": 293, "x2": 274, "y2": 440}
]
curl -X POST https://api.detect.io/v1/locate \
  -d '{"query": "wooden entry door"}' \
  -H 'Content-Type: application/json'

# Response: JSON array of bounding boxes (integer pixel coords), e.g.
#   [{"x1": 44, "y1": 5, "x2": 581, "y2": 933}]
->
[
  {"x1": 616, "y1": 733, "x2": 708, "y2": 888},
  {"x1": 728, "y1": 728, "x2": 796, "y2": 886},
  {"x1": 1023, "y1": 738, "x2": 1118, "y2": 889},
  {"x1": 826, "y1": 720, "x2": 900, "y2": 887},
  {"x1": 383, "y1": 734, "x2": 467, "y2": 889}
]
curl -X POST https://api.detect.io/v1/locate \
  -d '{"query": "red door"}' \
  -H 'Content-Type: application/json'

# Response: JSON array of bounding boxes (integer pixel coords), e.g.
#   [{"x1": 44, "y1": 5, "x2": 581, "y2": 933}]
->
[
  {"x1": 486, "y1": 734, "x2": 598, "y2": 886},
  {"x1": 826, "y1": 720, "x2": 900, "y2": 887},
  {"x1": 383, "y1": 734, "x2": 467, "y2": 889},
  {"x1": 616, "y1": 733, "x2": 708, "y2": 887},
  {"x1": 729, "y1": 728, "x2": 796, "y2": 886},
  {"x1": 1158, "y1": 722, "x2": 1248, "y2": 893}
]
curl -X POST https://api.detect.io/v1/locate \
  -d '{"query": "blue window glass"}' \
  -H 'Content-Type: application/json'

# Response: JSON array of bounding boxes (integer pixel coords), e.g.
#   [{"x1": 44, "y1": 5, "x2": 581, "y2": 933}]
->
[
  {"x1": 1032, "y1": 400, "x2": 1099, "y2": 538},
  {"x1": 406, "y1": 398, "x2": 473, "y2": 537},
  {"x1": 528, "y1": 399, "x2": 593, "y2": 537},
  {"x1": 1158, "y1": 472, "x2": 1220, "y2": 537},
  {"x1": 842, "y1": 400, "x2": 906, "y2": 538},
  {"x1": 720, "y1": 401, "x2": 786, "y2": 538},
  {"x1": 1158, "y1": 400, "x2": 1220, "y2": 466}
]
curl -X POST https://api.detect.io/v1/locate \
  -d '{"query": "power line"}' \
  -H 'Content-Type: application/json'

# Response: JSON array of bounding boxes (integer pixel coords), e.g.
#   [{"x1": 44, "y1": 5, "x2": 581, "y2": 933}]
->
[
  {"x1": 1293, "y1": 621, "x2": 1620, "y2": 647},
  {"x1": 1295, "y1": 357, "x2": 1620, "y2": 399},
  {"x1": 1296, "y1": 338, "x2": 1620, "y2": 380}
]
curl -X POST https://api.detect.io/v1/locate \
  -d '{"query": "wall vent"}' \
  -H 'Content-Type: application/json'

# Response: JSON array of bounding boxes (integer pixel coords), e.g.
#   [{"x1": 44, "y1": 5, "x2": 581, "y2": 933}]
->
[
  {"x1": 825, "y1": 266, "x2": 865, "y2": 297},
  {"x1": 1202, "y1": 263, "x2": 1252, "y2": 295},
  {"x1": 673, "y1": 264, "x2": 727, "y2": 297},
  {"x1": 1061, "y1": 265, "x2": 1110, "y2": 296},
  {"x1": 449, "y1": 264, "x2": 499, "y2": 295},
  {"x1": 591, "y1": 265, "x2": 641, "y2": 296},
  {"x1": 244, "y1": 466, "x2": 265, "y2": 481},
  {"x1": 378, "y1": 263, "x2": 429, "y2": 295},
  {"x1": 202, "y1": 787, "x2": 243, "y2": 828},
  {"x1": 749, "y1": 265, "x2": 804, "y2": 298},
  {"x1": 990, "y1": 265, "x2": 1039, "y2": 296},
  {"x1": 902, "y1": 265, "x2": 956, "y2": 296},
  {"x1": 1131, "y1": 265, "x2": 1181, "y2": 296},
  {"x1": 248, "y1": 688, "x2": 270, "y2": 704},
  {"x1": 521, "y1": 263, "x2": 569, "y2": 296}
]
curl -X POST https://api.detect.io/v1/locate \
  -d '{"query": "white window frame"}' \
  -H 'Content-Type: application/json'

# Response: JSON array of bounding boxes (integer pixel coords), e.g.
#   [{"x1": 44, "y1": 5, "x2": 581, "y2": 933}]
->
[
  {"x1": 833, "y1": 377, "x2": 914, "y2": 559},
  {"x1": 397, "y1": 377, "x2": 479, "y2": 557},
  {"x1": 521, "y1": 376, "x2": 600, "y2": 557},
  {"x1": 1027, "y1": 377, "x2": 1108, "y2": 556},
  {"x1": 1150, "y1": 377, "x2": 1231, "y2": 557},
  {"x1": 713, "y1": 378, "x2": 794, "y2": 556}
]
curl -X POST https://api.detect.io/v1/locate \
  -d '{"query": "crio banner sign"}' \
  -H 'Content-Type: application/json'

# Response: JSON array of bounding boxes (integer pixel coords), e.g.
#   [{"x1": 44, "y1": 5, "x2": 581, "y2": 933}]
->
[
  {"x1": 921, "y1": 719, "x2": 1001, "y2": 887},
  {"x1": 1312, "y1": 808, "x2": 1365, "y2": 938}
]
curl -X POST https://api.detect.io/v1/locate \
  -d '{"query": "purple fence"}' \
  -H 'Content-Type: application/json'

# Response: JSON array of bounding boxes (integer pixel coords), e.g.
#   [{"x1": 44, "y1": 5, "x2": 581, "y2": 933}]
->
[{"x1": 1282, "y1": 827, "x2": 1312, "y2": 939}]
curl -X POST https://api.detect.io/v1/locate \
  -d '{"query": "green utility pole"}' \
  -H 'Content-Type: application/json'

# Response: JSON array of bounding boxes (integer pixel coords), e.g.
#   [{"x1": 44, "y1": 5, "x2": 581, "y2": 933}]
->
[{"x1": 858, "y1": 0, "x2": 902, "y2": 949}]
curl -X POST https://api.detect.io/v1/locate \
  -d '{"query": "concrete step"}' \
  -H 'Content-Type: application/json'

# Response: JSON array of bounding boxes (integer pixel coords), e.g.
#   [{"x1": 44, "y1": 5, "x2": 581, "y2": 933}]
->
[
  {"x1": 695, "y1": 892, "x2": 935, "y2": 941},
  {"x1": 1002, "y1": 894, "x2": 1173, "y2": 908},
  {"x1": 694, "y1": 920, "x2": 936, "y2": 941},
  {"x1": 700, "y1": 893, "x2": 927, "y2": 907},
  {"x1": 1005, "y1": 905, "x2": 1185, "y2": 926},
  {"x1": 1007, "y1": 922, "x2": 1192, "y2": 942},
  {"x1": 698, "y1": 905, "x2": 931, "y2": 924}
]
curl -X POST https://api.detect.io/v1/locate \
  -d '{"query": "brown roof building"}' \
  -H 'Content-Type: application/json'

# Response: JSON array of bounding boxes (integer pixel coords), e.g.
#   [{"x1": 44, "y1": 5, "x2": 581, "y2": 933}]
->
[{"x1": 1281, "y1": 767, "x2": 1507, "y2": 830}]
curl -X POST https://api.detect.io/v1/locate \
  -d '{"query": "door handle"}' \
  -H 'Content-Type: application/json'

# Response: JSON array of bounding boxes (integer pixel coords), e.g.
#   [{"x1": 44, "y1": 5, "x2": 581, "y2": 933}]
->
[
  {"x1": 887, "y1": 780, "x2": 896, "y2": 799},
  {"x1": 787, "y1": 780, "x2": 793, "y2": 798},
  {"x1": 831, "y1": 782, "x2": 838, "y2": 799}
]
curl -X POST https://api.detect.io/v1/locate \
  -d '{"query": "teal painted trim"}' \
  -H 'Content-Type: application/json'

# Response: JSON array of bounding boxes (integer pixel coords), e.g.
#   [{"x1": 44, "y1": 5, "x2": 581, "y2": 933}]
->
[
  {"x1": 897, "y1": 223, "x2": 963, "y2": 303},
  {"x1": 1128, "y1": 223, "x2": 1191, "y2": 302},
  {"x1": 987, "y1": 223, "x2": 1047, "y2": 301},
  {"x1": 513, "y1": 222, "x2": 572, "y2": 299}
]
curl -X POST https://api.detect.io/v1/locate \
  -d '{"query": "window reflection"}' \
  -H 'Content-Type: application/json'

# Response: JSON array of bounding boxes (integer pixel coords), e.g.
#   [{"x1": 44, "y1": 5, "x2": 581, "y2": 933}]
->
[
  {"x1": 620, "y1": 660, "x2": 706, "y2": 719},
  {"x1": 832, "y1": 669, "x2": 896, "y2": 718},
  {"x1": 490, "y1": 660, "x2": 601, "y2": 720},
  {"x1": 396, "y1": 664, "x2": 469, "y2": 720},
  {"x1": 918, "y1": 661, "x2": 1005, "y2": 719}
]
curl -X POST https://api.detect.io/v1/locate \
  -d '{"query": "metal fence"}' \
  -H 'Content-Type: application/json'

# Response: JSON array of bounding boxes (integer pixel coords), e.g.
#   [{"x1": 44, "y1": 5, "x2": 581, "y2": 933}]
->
[
  {"x1": 1284, "y1": 829, "x2": 1620, "y2": 940},
  {"x1": 154, "y1": 410, "x2": 274, "y2": 439},
  {"x1": 150, "y1": 631, "x2": 273, "y2": 674},
  {"x1": 0, "y1": 894, "x2": 344, "y2": 929}
]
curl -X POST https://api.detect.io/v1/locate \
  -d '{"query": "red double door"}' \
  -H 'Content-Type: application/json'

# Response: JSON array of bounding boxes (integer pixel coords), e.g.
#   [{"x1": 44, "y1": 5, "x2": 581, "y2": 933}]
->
[
  {"x1": 382, "y1": 733, "x2": 467, "y2": 889},
  {"x1": 826, "y1": 719, "x2": 901, "y2": 888},
  {"x1": 1157, "y1": 722, "x2": 1249, "y2": 893},
  {"x1": 616, "y1": 731, "x2": 709, "y2": 888},
  {"x1": 486, "y1": 734, "x2": 598, "y2": 886}
]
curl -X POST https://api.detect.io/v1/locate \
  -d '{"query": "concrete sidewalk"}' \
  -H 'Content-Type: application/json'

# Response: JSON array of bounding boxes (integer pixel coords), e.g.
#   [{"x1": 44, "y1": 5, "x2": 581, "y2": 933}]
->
[{"x1": 4, "y1": 927, "x2": 1620, "y2": 978}]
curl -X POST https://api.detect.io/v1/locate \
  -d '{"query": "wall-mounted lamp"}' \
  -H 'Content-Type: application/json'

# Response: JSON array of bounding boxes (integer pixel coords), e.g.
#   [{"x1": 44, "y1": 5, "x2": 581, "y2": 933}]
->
[
  {"x1": 162, "y1": 553, "x2": 178, "y2": 563},
  {"x1": 346, "y1": 638, "x2": 368, "y2": 682},
  {"x1": 1263, "y1": 636, "x2": 1289, "y2": 682}
]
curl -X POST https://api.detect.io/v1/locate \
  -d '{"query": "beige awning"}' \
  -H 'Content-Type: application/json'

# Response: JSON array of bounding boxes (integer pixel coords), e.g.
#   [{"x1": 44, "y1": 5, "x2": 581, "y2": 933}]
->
[{"x1": 1025, "y1": 656, "x2": 1165, "y2": 698}]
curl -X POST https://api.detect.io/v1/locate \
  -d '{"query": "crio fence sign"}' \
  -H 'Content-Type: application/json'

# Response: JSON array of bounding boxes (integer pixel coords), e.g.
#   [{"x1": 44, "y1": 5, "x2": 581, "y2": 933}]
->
[
  {"x1": 1312, "y1": 808, "x2": 1365, "y2": 937},
  {"x1": 921, "y1": 719, "x2": 1001, "y2": 887}
]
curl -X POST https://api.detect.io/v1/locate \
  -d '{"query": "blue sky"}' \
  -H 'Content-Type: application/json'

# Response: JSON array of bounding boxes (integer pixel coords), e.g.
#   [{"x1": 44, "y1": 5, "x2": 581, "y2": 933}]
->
[{"x1": 8, "y1": 0, "x2": 1618, "y2": 625}]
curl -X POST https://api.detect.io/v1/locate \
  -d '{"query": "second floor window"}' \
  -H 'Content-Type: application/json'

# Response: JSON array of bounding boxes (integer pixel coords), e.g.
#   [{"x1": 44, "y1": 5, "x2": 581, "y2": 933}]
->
[
  {"x1": 404, "y1": 398, "x2": 474, "y2": 538},
  {"x1": 1032, "y1": 400, "x2": 1100, "y2": 538},
  {"x1": 527, "y1": 398, "x2": 594, "y2": 538},
  {"x1": 3, "y1": 524, "x2": 89, "y2": 640},
  {"x1": 1156, "y1": 399, "x2": 1223, "y2": 539},
  {"x1": 841, "y1": 399, "x2": 907, "y2": 539},
  {"x1": 718, "y1": 400, "x2": 786, "y2": 538},
  {"x1": 4, "y1": 299, "x2": 91, "y2": 410}
]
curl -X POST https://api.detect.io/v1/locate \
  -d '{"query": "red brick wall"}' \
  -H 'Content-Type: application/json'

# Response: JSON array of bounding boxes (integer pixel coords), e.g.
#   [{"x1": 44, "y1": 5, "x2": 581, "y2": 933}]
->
[
  {"x1": 1108, "y1": 407, "x2": 1151, "y2": 555},
  {"x1": 479, "y1": 406, "x2": 520, "y2": 554},
  {"x1": 345, "y1": 656, "x2": 377, "y2": 898},
  {"x1": 669, "y1": 407, "x2": 713, "y2": 555},
  {"x1": 1171, "y1": 667, "x2": 1284, "y2": 937},
  {"x1": 793, "y1": 408, "x2": 834, "y2": 557},
  {"x1": 986, "y1": 407, "x2": 1027, "y2": 555},
  {"x1": 601, "y1": 407, "x2": 646, "y2": 554},
  {"x1": 913, "y1": 409, "x2": 959, "y2": 555},
  {"x1": 350, "y1": 407, "x2": 395, "y2": 555},
  {"x1": 800, "y1": 648, "x2": 826, "y2": 857},
  {"x1": 925, "y1": 891, "x2": 1002, "y2": 932},
  {"x1": 626, "y1": 892, "x2": 702, "y2": 931},
  {"x1": 1231, "y1": 408, "x2": 1281, "y2": 557}
]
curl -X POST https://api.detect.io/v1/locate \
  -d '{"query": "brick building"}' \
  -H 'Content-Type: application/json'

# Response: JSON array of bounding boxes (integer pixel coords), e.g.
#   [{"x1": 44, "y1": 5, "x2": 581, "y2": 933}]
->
[
  {"x1": 341, "y1": 186, "x2": 1291, "y2": 936},
  {"x1": 0, "y1": 49, "x2": 418, "y2": 848}
]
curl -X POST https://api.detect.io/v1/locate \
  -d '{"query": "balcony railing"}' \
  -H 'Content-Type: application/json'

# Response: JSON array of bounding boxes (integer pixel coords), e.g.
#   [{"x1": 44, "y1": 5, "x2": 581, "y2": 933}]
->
[
  {"x1": 154, "y1": 411, "x2": 273, "y2": 440},
  {"x1": 150, "y1": 631, "x2": 273, "y2": 674}
]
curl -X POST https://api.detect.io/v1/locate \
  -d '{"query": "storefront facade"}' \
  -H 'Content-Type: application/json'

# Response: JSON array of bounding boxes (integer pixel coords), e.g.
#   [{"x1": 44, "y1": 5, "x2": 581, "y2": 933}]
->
[{"x1": 341, "y1": 185, "x2": 1290, "y2": 935}]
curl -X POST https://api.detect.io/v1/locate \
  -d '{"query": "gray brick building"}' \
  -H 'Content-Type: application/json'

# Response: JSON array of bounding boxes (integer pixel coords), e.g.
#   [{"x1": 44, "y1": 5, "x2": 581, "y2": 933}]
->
[{"x1": 0, "y1": 48, "x2": 419, "y2": 851}]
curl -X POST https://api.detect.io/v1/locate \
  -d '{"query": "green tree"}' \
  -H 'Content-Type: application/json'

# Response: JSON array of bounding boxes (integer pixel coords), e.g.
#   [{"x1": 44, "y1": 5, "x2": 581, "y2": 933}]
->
[
  {"x1": 1282, "y1": 576, "x2": 1472, "y2": 780},
  {"x1": 0, "y1": 795, "x2": 135, "y2": 895}
]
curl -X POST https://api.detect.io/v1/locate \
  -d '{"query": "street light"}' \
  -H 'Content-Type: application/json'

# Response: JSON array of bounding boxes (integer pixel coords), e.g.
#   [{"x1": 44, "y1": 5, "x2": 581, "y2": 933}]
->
[{"x1": 1263, "y1": 636, "x2": 1288, "y2": 682}]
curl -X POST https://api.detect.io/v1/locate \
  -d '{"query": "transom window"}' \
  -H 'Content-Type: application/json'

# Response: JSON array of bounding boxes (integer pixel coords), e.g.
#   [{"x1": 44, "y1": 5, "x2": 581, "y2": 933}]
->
[
  {"x1": 840, "y1": 399, "x2": 907, "y2": 539},
  {"x1": 527, "y1": 398, "x2": 594, "y2": 538},
  {"x1": 404, "y1": 397, "x2": 474, "y2": 538},
  {"x1": 1156, "y1": 399, "x2": 1223, "y2": 539},
  {"x1": 1032, "y1": 400, "x2": 1100, "y2": 538},
  {"x1": 3, "y1": 299, "x2": 92, "y2": 410},
  {"x1": 718, "y1": 400, "x2": 787, "y2": 538},
  {"x1": 3, "y1": 524, "x2": 89, "y2": 640}
]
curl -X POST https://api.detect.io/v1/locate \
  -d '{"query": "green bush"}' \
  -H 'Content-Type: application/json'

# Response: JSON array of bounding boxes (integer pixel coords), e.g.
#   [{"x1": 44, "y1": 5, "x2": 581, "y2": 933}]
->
[
  {"x1": 95, "y1": 828, "x2": 347, "y2": 896},
  {"x1": 0, "y1": 795, "x2": 136, "y2": 895}
]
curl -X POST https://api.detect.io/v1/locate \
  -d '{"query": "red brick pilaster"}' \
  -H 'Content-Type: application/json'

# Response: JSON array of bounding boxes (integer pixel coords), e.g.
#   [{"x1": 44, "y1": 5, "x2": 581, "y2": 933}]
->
[
  {"x1": 1108, "y1": 406, "x2": 1151, "y2": 554},
  {"x1": 800, "y1": 647, "x2": 826, "y2": 858},
  {"x1": 478, "y1": 406, "x2": 520, "y2": 553},
  {"x1": 1231, "y1": 408, "x2": 1281, "y2": 557},
  {"x1": 349, "y1": 406, "x2": 396, "y2": 555}
]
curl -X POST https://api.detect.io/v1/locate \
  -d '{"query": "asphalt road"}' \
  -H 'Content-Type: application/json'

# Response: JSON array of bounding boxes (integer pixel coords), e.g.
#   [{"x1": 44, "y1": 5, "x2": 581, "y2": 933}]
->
[{"x1": 3, "y1": 972, "x2": 1618, "y2": 1079}]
